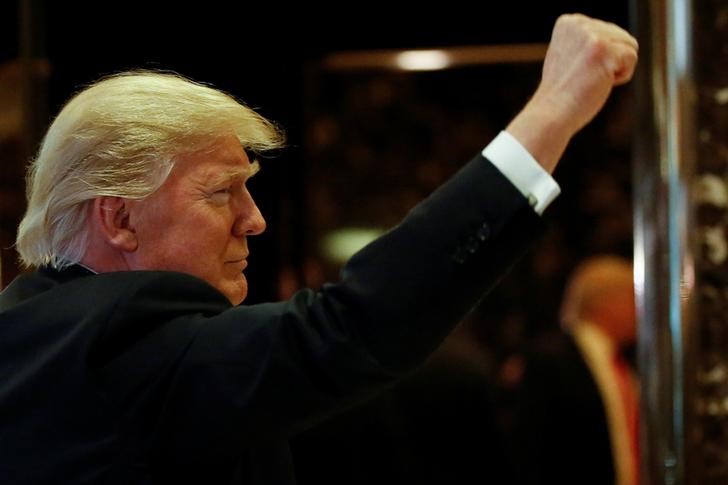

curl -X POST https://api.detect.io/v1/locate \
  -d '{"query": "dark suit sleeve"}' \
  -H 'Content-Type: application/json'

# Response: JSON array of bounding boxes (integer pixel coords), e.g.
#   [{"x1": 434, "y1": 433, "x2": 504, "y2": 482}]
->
[{"x1": 97, "y1": 153, "x2": 547, "y2": 457}]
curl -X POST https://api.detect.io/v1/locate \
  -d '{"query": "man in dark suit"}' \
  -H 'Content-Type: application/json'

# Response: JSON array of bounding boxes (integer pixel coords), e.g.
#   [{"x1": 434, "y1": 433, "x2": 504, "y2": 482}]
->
[
  {"x1": 509, "y1": 255, "x2": 638, "y2": 484},
  {"x1": 0, "y1": 15, "x2": 638, "y2": 485}
]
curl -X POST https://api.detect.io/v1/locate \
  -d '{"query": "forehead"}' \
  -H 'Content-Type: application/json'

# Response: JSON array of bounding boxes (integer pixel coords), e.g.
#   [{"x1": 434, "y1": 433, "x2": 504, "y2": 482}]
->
[{"x1": 171, "y1": 135, "x2": 256, "y2": 183}]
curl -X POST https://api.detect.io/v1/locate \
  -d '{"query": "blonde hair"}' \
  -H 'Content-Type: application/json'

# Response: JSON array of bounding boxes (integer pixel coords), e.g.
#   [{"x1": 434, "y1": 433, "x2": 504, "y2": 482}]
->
[
  {"x1": 559, "y1": 255, "x2": 633, "y2": 328},
  {"x1": 16, "y1": 70, "x2": 285, "y2": 269}
]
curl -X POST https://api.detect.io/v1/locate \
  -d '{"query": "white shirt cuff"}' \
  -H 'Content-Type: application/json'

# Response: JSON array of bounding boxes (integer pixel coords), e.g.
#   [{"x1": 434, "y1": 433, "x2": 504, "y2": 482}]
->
[{"x1": 482, "y1": 131, "x2": 560, "y2": 215}]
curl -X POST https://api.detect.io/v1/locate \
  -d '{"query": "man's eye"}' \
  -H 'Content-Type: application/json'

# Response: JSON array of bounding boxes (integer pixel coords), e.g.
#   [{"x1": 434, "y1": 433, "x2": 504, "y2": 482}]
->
[{"x1": 209, "y1": 188, "x2": 232, "y2": 203}]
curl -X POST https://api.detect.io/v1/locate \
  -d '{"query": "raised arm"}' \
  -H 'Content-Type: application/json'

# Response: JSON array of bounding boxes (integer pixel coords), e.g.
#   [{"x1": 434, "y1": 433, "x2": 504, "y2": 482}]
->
[{"x1": 507, "y1": 14, "x2": 639, "y2": 172}]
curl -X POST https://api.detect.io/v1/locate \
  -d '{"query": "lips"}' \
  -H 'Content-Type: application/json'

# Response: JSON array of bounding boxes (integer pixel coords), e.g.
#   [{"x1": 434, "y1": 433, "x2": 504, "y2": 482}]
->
[{"x1": 226, "y1": 258, "x2": 248, "y2": 270}]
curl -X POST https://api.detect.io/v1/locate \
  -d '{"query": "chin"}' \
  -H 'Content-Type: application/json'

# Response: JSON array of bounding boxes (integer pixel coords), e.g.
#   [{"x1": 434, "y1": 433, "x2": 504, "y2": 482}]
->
[
  {"x1": 222, "y1": 282, "x2": 247, "y2": 306},
  {"x1": 207, "y1": 270, "x2": 248, "y2": 305}
]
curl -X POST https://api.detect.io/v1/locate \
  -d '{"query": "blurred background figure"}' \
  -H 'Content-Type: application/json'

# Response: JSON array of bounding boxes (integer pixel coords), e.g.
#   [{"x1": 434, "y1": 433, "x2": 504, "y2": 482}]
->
[{"x1": 507, "y1": 255, "x2": 638, "y2": 485}]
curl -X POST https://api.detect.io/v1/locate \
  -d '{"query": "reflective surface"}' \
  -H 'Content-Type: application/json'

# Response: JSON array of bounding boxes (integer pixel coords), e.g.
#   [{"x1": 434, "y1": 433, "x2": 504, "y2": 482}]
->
[{"x1": 632, "y1": 0, "x2": 695, "y2": 483}]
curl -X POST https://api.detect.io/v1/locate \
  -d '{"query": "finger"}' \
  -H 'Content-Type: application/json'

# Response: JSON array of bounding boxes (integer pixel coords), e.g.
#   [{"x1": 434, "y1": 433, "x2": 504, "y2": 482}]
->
[
  {"x1": 613, "y1": 47, "x2": 639, "y2": 85},
  {"x1": 582, "y1": 19, "x2": 639, "y2": 85},
  {"x1": 581, "y1": 15, "x2": 640, "y2": 52}
]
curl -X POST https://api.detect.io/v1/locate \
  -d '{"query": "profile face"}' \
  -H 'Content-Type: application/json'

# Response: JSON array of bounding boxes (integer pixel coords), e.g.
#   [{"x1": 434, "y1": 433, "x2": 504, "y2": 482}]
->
[{"x1": 127, "y1": 134, "x2": 266, "y2": 304}]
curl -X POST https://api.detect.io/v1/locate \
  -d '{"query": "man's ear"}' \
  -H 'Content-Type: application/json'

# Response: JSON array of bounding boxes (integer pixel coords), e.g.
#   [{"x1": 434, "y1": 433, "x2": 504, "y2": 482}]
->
[{"x1": 91, "y1": 197, "x2": 138, "y2": 252}]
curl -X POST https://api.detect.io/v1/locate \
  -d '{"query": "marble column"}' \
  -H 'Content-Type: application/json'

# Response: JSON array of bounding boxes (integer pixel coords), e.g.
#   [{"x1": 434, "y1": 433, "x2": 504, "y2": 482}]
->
[{"x1": 690, "y1": 0, "x2": 728, "y2": 482}]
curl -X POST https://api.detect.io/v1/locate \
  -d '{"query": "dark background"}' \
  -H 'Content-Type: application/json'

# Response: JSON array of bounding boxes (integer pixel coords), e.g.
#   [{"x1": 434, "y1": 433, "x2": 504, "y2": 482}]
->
[{"x1": 2, "y1": 1, "x2": 631, "y2": 301}]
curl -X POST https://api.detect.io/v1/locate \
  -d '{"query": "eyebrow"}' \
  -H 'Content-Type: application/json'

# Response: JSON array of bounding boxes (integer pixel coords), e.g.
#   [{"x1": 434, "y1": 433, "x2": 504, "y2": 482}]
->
[{"x1": 206, "y1": 160, "x2": 261, "y2": 187}]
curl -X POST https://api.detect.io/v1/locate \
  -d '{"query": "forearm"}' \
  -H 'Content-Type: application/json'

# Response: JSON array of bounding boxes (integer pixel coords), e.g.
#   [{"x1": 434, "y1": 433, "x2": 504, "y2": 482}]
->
[
  {"x1": 506, "y1": 96, "x2": 575, "y2": 174},
  {"x1": 506, "y1": 14, "x2": 638, "y2": 174},
  {"x1": 337, "y1": 153, "x2": 546, "y2": 371}
]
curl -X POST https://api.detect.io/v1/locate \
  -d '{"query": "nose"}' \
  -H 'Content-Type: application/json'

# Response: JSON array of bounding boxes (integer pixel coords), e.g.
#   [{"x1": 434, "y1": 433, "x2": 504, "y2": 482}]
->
[
  {"x1": 233, "y1": 189, "x2": 266, "y2": 237},
  {"x1": 245, "y1": 203, "x2": 266, "y2": 236}
]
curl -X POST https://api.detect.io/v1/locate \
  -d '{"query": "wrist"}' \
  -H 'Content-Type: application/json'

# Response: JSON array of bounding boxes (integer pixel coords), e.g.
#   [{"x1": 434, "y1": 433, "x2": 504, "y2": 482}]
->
[{"x1": 506, "y1": 96, "x2": 578, "y2": 173}]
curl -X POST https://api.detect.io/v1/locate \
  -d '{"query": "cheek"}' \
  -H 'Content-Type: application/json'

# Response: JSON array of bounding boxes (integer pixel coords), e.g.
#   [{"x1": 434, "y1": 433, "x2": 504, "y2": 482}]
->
[
  {"x1": 164, "y1": 213, "x2": 232, "y2": 261},
  {"x1": 134, "y1": 200, "x2": 234, "y2": 269}
]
